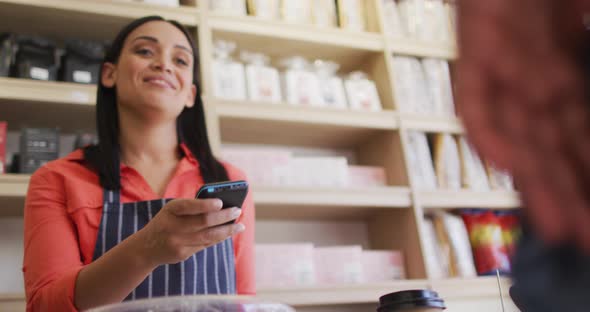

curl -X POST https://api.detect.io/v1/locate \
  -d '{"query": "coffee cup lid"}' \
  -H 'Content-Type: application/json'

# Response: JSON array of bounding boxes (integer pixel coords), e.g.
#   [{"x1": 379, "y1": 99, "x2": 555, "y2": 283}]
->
[{"x1": 378, "y1": 290, "x2": 446, "y2": 311}]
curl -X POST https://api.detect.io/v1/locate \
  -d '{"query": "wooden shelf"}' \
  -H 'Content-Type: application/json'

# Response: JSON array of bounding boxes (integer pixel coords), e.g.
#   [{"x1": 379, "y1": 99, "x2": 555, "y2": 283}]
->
[
  {"x1": 400, "y1": 114, "x2": 464, "y2": 134},
  {"x1": 209, "y1": 14, "x2": 383, "y2": 51},
  {"x1": 0, "y1": 174, "x2": 28, "y2": 217},
  {"x1": 0, "y1": 174, "x2": 28, "y2": 197},
  {"x1": 256, "y1": 280, "x2": 428, "y2": 307},
  {"x1": 208, "y1": 14, "x2": 383, "y2": 73},
  {"x1": 431, "y1": 276, "x2": 512, "y2": 300},
  {"x1": 389, "y1": 38, "x2": 457, "y2": 60},
  {"x1": 0, "y1": 0, "x2": 198, "y2": 42},
  {"x1": 0, "y1": 175, "x2": 411, "y2": 219},
  {"x1": 0, "y1": 278, "x2": 511, "y2": 308},
  {"x1": 0, "y1": 78, "x2": 96, "y2": 132},
  {"x1": 0, "y1": 293, "x2": 24, "y2": 301},
  {"x1": 254, "y1": 186, "x2": 412, "y2": 220},
  {"x1": 212, "y1": 99, "x2": 398, "y2": 148},
  {"x1": 418, "y1": 190, "x2": 521, "y2": 209},
  {"x1": 0, "y1": 77, "x2": 96, "y2": 105}
]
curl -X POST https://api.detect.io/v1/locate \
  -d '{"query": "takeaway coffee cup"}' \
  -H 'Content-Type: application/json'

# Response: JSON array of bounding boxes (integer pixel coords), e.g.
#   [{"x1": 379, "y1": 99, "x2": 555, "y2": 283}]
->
[{"x1": 378, "y1": 290, "x2": 446, "y2": 311}]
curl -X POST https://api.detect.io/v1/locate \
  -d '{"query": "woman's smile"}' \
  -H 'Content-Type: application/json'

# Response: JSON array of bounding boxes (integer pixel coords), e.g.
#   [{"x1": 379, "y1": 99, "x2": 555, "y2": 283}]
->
[{"x1": 143, "y1": 74, "x2": 176, "y2": 90}]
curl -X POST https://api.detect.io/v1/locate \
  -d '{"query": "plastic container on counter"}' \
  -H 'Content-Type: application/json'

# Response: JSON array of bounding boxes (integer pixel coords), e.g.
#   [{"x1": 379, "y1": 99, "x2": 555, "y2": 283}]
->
[{"x1": 378, "y1": 290, "x2": 446, "y2": 311}]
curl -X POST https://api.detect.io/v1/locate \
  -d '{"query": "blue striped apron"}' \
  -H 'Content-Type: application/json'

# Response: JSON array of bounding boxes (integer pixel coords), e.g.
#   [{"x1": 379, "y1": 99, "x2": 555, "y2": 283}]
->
[{"x1": 92, "y1": 189, "x2": 237, "y2": 300}]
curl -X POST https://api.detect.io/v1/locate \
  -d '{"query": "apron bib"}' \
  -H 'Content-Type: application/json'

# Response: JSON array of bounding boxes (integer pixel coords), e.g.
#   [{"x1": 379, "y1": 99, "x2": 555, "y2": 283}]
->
[{"x1": 92, "y1": 189, "x2": 236, "y2": 300}]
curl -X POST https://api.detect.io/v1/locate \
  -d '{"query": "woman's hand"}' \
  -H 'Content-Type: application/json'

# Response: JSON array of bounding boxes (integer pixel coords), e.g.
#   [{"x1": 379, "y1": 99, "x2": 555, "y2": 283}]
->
[{"x1": 135, "y1": 198, "x2": 244, "y2": 266}]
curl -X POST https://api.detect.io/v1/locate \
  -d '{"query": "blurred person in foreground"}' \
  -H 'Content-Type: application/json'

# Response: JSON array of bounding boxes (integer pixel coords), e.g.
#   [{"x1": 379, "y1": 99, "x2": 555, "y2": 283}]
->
[{"x1": 457, "y1": 0, "x2": 590, "y2": 311}]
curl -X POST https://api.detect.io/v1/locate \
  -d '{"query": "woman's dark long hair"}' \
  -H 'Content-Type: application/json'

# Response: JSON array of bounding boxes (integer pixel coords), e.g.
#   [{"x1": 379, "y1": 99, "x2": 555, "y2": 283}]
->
[{"x1": 84, "y1": 16, "x2": 228, "y2": 190}]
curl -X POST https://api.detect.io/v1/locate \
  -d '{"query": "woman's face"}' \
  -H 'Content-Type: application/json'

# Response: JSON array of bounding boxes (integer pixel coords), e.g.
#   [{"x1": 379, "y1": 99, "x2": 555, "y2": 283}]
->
[{"x1": 101, "y1": 21, "x2": 196, "y2": 122}]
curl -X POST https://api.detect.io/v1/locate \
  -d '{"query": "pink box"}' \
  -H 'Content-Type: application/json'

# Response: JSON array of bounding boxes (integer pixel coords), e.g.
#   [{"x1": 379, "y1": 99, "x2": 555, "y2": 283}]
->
[
  {"x1": 314, "y1": 246, "x2": 363, "y2": 285},
  {"x1": 347, "y1": 165, "x2": 387, "y2": 187},
  {"x1": 0, "y1": 122, "x2": 6, "y2": 174},
  {"x1": 285, "y1": 157, "x2": 349, "y2": 188},
  {"x1": 361, "y1": 250, "x2": 405, "y2": 283},
  {"x1": 255, "y1": 244, "x2": 315, "y2": 289},
  {"x1": 222, "y1": 147, "x2": 291, "y2": 186}
]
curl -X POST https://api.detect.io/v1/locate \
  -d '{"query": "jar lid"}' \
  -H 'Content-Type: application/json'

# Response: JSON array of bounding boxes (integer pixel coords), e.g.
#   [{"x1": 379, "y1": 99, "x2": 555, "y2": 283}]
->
[{"x1": 378, "y1": 290, "x2": 446, "y2": 311}]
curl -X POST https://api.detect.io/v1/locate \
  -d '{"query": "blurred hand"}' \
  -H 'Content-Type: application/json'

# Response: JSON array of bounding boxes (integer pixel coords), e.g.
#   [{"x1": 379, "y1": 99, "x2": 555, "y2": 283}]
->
[
  {"x1": 456, "y1": 0, "x2": 590, "y2": 249},
  {"x1": 136, "y1": 198, "x2": 244, "y2": 266}
]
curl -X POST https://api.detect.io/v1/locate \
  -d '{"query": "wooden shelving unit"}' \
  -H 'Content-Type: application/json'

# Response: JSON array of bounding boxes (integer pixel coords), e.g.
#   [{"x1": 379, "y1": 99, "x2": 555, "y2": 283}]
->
[
  {"x1": 0, "y1": 174, "x2": 28, "y2": 197},
  {"x1": 212, "y1": 98, "x2": 398, "y2": 148},
  {"x1": 209, "y1": 14, "x2": 384, "y2": 52},
  {"x1": 388, "y1": 38, "x2": 457, "y2": 60},
  {"x1": 0, "y1": 0, "x2": 199, "y2": 41},
  {"x1": 257, "y1": 280, "x2": 429, "y2": 306},
  {"x1": 400, "y1": 113, "x2": 464, "y2": 134},
  {"x1": 0, "y1": 277, "x2": 511, "y2": 308},
  {"x1": 0, "y1": 77, "x2": 96, "y2": 105},
  {"x1": 0, "y1": 1, "x2": 519, "y2": 311},
  {"x1": 254, "y1": 186, "x2": 411, "y2": 220},
  {"x1": 431, "y1": 277, "x2": 512, "y2": 300},
  {"x1": 418, "y1": 190, "x2": 521, "y2": 209}
]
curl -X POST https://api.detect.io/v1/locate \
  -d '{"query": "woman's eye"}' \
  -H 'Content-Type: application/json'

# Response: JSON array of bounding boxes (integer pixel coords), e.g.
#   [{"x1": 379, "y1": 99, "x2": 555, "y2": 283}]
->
[
  {"x1": 136, "y1": 48, "x2": 153, "y2": 56},
  {"x1": 175, "y1": 58, "x2": 188, "y2": 66}
]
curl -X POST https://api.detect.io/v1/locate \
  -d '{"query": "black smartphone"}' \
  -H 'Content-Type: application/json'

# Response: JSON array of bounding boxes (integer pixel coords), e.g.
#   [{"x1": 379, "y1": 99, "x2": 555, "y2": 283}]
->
[{"x1": 195, "y1": 180, "x2": 249, "y2": 224}]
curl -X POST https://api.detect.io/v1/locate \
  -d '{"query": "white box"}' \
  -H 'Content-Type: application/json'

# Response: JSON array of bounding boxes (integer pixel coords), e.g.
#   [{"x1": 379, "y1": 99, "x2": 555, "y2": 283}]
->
[
  {"x1": 392, "y1": 56, "x2": 432, "y2": 113},
  {"x1": 422, "y1": 58, "x2": 455, "y2": 115},
  {"x1": 280, "y1": 0, "x2": 313, "y2": 24},
  {"x1": 382, "y1": 0, "x2": 406, "y2": 38},
  {"x1": 312, "y1": 0, "x2": 338, "y2": 27},
  {"x1": 398, "y1": 0, "x2": 450, "y2": 42},
  {"x1": 337, "y1": 0, "x2": 367, "y2": 32},
  {"x1": 406, "y1": 131, "x2": 437, "y2": 190},
  {"x1": 285, "y1": 157, "x2": 349, "y2": 188},
  {"x1": 210, "y1": 0, "x2": 247, "y2": 15}
]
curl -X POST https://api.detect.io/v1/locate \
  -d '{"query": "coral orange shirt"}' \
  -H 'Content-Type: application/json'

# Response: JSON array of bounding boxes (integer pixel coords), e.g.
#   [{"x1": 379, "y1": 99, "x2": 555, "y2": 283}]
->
[{"x1": 22, "y1": 144, "x2": 255, "y2": 312}]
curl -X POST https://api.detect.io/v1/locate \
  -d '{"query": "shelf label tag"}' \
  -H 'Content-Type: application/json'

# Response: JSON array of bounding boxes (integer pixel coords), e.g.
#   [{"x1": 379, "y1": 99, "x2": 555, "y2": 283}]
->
[
  {"x1": 30, "y1": 67, "x2": 49, "y2": 81},
  {"x1": 73, "y1": 71, "x2": 92, "y2": 84}
]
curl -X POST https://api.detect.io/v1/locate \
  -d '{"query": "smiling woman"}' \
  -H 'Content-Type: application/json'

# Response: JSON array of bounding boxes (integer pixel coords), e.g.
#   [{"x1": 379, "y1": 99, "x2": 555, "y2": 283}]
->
[{"x1": 21, "y1": 16, "x2": 255, "y2": 312}]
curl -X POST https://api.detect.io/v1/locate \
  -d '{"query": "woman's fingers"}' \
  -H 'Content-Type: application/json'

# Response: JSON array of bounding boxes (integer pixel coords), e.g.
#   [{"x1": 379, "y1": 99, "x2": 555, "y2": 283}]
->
[
  {"x1": 166, "y1": 198, "x2": 223, "y2": 216},
  {"x1": 172, "y1": 207, "x2": 242, "y2": 233},
  {"x1": 179, "y1": 223, "x2": 246, "y2": 248}
]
